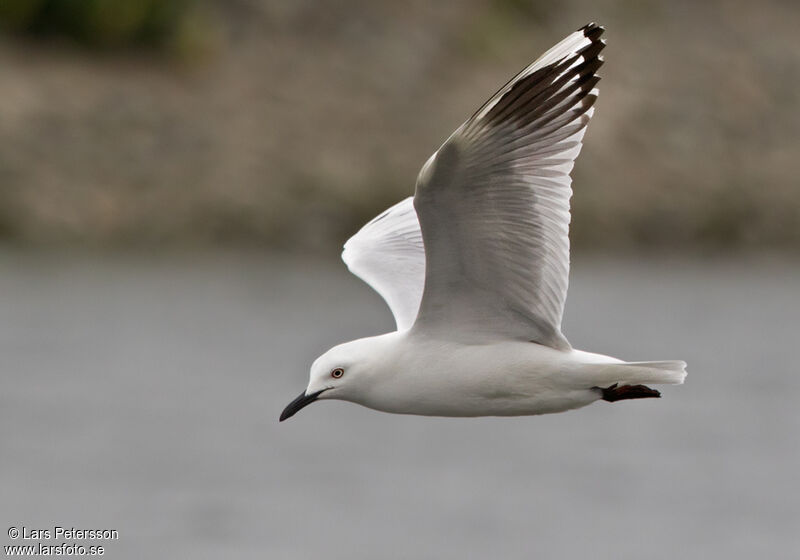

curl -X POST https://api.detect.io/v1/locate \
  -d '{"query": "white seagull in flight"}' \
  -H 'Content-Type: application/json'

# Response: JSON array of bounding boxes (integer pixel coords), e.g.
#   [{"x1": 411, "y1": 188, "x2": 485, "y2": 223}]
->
[{"x1": 281, "y1": 23, "x2": 686, "y2": 422}]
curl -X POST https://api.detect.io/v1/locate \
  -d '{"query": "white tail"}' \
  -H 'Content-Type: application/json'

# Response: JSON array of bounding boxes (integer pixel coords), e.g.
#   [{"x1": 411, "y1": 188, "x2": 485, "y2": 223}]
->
[
  {"x1": 614, "y1": 360, "x2": 687, "y2": 385},
  {"x1": 580, "y1": 360, "x2": 687, "y2": 387}
]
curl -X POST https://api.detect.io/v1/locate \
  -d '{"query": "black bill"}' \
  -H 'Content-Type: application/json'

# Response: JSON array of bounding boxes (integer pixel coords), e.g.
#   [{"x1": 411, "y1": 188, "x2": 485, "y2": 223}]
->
[{"x1": 279, "y1": 389, "x2": 325, "y2": 422}]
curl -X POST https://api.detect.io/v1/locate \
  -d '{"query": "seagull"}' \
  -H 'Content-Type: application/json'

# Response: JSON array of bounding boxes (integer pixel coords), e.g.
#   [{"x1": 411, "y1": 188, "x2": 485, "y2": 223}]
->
[{"x1": 280, "y1": 23, "x2": 686, "y2": 422}]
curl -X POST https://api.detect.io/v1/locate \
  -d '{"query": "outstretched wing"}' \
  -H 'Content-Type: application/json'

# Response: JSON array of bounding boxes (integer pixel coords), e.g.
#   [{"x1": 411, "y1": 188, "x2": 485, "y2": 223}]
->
[
  {"x1": 342, "y1": 197, "x2": 424, "y2": 331},
  {"x1": 412, "y1": 23, "x2": 605, "y2": 349}
]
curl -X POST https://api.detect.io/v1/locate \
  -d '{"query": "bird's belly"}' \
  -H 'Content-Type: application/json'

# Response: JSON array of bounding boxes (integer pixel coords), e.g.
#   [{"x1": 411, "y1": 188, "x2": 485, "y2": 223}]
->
[
  {"x1": 363, "y1": 383, "x2": 598, "y2": 417},
  {"x1": 363, "y1": 342, "x2": 601, "y2": 417}
]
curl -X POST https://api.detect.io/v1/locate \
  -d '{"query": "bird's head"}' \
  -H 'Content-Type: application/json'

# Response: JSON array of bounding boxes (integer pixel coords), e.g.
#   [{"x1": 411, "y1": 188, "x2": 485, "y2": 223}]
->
[{"x1": 279, "y1": 336, "x2": 383, "y2": 421}]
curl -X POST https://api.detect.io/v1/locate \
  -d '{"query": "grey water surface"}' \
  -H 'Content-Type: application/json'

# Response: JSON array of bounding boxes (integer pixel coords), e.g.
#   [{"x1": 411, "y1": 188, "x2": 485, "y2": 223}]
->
[{"x1": 1, "y1": 251, "x2": 798, "y2": 559}]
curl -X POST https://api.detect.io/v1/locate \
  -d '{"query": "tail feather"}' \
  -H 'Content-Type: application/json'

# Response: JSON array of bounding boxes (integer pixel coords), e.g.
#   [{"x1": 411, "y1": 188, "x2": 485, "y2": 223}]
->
[{"x1": 580, "y1": 360, "x2": 687, "y2": 387}]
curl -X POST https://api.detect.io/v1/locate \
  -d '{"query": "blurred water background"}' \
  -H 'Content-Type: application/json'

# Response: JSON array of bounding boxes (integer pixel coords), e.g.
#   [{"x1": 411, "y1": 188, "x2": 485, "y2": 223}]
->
[{"x1": 0, "y1": 1, "x2": 799, "y2": 558}]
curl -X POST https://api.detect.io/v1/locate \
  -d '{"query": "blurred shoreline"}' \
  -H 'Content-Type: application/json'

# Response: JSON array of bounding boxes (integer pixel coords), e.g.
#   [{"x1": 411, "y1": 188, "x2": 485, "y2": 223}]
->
[{"x1": 1, "y1": 0, "x2": 798, "y2": 252}]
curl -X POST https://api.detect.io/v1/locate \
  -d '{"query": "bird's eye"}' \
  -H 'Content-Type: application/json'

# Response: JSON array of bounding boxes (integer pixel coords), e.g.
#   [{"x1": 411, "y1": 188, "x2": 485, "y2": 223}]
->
[{"x1": 331, "y1": 368, "x2": 344, "y2": 379}]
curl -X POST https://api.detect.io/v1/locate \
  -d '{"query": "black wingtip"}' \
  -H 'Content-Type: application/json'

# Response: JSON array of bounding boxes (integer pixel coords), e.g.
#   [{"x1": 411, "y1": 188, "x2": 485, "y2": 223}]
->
[{"x1": 579, "y1": 22, "x2": 605, "y2": 41}]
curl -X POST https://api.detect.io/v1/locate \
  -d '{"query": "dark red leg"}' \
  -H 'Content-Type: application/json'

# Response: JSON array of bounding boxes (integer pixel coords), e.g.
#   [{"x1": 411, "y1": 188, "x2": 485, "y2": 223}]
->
[{"x1": 595, "y1": 383, "x2": 661, "y2": 402}]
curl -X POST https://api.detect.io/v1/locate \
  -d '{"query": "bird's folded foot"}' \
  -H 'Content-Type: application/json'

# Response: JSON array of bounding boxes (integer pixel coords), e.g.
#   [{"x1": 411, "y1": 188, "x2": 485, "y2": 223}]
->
[{"x1": 595, "y1": 383, "x2": 661, "y2": 402}]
